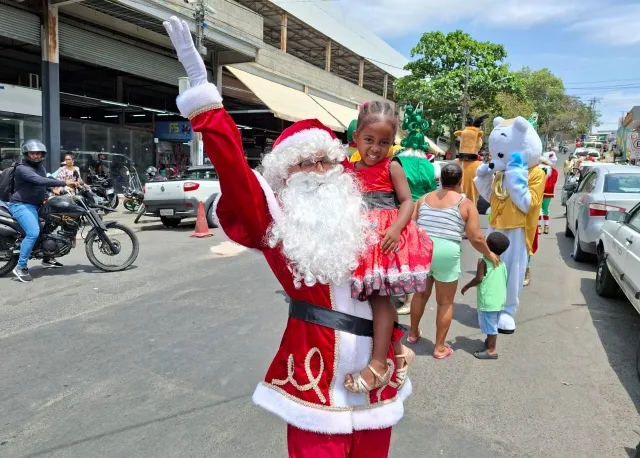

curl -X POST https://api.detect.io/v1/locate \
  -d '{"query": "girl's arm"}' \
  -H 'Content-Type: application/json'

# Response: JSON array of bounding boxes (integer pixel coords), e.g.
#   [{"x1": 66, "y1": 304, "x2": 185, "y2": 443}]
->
[{"x1": 389, "y1": 160, "x2": 414, "y2": 230}]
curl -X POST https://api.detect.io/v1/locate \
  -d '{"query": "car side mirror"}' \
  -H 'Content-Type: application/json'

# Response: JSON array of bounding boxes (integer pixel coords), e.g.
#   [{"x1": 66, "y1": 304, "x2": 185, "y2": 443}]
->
[{"x1": 605, "y1": 211, "x2": 627, "y2": 222}]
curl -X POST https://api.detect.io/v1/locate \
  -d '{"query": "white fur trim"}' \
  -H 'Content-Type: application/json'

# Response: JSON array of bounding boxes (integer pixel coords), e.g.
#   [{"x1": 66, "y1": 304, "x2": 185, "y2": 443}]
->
[
  {"x1": 252, "y1": 381, "x2": 411, "y2": 434},
  {"x1": 262, "y1": 129, "x2": 345, "y2": 191},
  {"x1": 176, "y1": 83, "x2": 223, "y2": 119},
  {"x1": 212, "y1": 169, "x2": 282, "y2": 252}
]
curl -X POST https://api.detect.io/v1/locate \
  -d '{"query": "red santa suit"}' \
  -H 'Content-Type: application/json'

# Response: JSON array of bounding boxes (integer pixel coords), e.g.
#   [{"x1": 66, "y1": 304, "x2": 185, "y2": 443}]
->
[{"x1": 175, "y1": 83, "x2": 410, "y2": 457}]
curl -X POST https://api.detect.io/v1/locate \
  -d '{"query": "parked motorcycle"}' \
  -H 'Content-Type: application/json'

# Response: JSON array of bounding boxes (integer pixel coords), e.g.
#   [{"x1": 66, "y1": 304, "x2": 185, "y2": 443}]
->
[
  {"x1": 86, "y1": 167, "x2": 119, "y2": 210},
  {"x1": 121, "y1": 166, "x2": 144, "y2": 213},
  {"x1": 0, "y1": 188, "x2": 139, "y2": 276}
]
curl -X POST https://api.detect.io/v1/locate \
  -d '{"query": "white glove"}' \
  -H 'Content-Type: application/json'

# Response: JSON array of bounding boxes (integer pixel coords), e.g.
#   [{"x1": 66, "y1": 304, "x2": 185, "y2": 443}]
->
[{"x1": 163, "y1": 16, "x2": 208, "y2": 87}]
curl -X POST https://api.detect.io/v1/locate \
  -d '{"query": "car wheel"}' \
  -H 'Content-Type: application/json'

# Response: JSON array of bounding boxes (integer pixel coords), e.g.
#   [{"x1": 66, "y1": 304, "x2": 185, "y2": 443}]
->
[
  {"x1": 595, "y1": 256, "x2": 620, "y2": 297},
  {"x1": 206, "y1": 202, "x2": 218, "y2": 229},
  {"x1": 160, "y1": 216, "x2": 182, "y2": 228},
  {"x1": 572, "y1": 226, "x2": 588, "y2": 262},
  {"x1": 565, "y1": 217, "x2": 574, "y2": 238}
]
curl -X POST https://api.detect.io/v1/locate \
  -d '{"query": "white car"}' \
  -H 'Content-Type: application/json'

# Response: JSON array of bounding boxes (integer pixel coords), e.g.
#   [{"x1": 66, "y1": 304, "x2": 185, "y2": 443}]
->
[
  {"x1": 596, "y1": 202, "x2": 640, "y2": 314},
  {"x1": 142, "y1": 165, "x2": 221, "y2": 228}
]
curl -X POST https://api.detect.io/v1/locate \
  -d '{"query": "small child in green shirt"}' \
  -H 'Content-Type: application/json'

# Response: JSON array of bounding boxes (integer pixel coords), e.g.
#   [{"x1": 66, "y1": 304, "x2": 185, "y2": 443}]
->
[{"x1": 461, "y1": 232, "x2": 510, "y2": 360}]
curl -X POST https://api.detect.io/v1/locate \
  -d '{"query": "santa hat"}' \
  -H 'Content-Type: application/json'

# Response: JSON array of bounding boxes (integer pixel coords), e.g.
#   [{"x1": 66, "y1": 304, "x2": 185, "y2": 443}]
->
[
  {"x1": 261, "y1": 119, "x2": 345, "y2": 191},
  {"x1": 542, "y1": 151, "x2": 558, "y2": 165}
]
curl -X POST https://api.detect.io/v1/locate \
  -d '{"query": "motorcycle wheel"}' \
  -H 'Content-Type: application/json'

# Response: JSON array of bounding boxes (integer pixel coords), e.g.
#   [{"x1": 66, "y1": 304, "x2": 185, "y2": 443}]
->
[
  {"x1": 108, "y1": 193, "x2": 119, "y2": 210},
  {"x1": 0, "y1": 254, "x2": 18, "y2": 277},
  {"x1": 85, "y1": 222, "x2": 139, "y2": 272},
  {"x1": 123, "y1": 200, "x2": 141, "y2": 213}
]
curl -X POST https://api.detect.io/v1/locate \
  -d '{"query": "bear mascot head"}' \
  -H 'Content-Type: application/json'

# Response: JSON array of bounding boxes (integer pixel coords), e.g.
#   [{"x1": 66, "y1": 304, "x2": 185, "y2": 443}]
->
[{"x1": 488, "y1": 116, "x2": 543, "y2": 172}]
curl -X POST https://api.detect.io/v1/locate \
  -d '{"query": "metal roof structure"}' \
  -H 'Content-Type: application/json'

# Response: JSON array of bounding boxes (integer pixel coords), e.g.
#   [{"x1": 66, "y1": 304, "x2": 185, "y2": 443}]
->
[{"x1": 233, "y1": 0, "x2": 407, "y2": 98}]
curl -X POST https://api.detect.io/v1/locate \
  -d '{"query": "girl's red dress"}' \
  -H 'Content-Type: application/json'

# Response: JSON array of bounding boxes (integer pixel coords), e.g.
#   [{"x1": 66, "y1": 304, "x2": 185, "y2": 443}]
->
[{"x1": 347, "y1": 157, "x2": 433, "y2": 300}]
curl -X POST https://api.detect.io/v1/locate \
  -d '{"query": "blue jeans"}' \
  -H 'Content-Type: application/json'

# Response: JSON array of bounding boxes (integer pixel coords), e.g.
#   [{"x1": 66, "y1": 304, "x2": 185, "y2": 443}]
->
[{"x1": 8, "y1": 202, "x2": 40, "y2": 269}]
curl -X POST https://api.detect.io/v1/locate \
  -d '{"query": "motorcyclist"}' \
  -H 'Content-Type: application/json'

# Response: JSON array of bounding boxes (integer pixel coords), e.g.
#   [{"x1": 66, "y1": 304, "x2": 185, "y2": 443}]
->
[{"x1": 8, "y1": 140, "x2": 77, "y2": 283}]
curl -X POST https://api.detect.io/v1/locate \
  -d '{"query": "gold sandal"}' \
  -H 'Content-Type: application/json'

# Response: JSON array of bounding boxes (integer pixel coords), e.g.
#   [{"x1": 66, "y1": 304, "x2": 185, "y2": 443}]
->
[
  {"x1": 395, "y1": 346, "x2": 415, "y2": 390},
  {"x1": 344, "y1": 364, "x2": 392, "y2": 393}
]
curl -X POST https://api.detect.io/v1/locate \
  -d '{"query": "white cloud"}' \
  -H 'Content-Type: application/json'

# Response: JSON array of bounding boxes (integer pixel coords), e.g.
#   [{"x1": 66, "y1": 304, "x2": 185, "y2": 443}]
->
[
  {"x1": 338, "y1": 0, "x2": 600, "y2": 38},
  {"x1": 571, "y1": 6, "x2": 640, "y2": 47}
]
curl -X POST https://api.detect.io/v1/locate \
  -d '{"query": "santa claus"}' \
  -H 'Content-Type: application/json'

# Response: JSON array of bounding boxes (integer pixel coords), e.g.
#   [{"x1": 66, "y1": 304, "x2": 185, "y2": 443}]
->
[{"x1": 164, "y1": 17, "x2": 411, "y2": 457}]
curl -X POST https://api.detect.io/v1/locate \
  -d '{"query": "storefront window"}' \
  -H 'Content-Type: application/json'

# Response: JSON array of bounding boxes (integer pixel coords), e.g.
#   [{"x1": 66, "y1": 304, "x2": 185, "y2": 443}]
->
[
  {"x1": 85, "y1": 123, "x2": 108, "y2": 153},
  {"x1": 0, "y1": 117, "x2": 20, "y2": 170},
  {"x1": 61, "y1": 120, "x2": 83, "y2": 152},
  {"x1": 131, "y1": 129, "x2": 154, "y2": 171},
  {"x1": 23, "y1": 117, "x2": 42, "y2": 143}
]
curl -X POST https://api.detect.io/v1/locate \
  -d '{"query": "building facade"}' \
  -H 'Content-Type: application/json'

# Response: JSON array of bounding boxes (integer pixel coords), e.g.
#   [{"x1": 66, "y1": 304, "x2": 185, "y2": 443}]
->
[{"x1": 0, "y1": 0, "x2": 407, "y2": 183}]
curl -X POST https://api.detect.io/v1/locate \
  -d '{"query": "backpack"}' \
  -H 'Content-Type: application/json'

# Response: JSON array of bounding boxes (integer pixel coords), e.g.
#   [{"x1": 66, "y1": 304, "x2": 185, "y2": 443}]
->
[{"x1": 0, "y1": 163, "x2": 18, "y2": 202}]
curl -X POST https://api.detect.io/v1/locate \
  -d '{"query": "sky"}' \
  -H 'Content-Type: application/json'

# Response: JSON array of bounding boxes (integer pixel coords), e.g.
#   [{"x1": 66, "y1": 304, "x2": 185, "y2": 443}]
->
[{"x1": 338, "y1": 0, "x2": 640, "y2": 132}]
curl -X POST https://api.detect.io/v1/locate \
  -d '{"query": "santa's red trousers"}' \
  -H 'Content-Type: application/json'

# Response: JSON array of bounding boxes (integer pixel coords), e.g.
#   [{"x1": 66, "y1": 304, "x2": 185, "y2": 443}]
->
[{"x1": 287, "y1": 425, "x2": 392, "y2": 458}]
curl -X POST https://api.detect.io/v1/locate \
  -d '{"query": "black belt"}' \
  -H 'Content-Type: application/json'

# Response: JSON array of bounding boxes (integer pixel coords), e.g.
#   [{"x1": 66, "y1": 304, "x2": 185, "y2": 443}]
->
[
  {"x1": 458, "y1": 153, "x2": 480, "y2": 161},
  {"x1": 289, "y1": 299, "x2": 407, "y2": 337},
  {"x1": 362, "y1": 191, "x2": 398, "y2": 210}
]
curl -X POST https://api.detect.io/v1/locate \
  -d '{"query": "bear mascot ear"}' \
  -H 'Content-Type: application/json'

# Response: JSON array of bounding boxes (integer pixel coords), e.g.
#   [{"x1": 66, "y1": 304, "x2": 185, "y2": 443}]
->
[
  {"x1": 514, "y1": 116, "x2": 530, "y2": 133},
  {"x1": 493, "y1": 117, "x2": 504, "y2": 128}
]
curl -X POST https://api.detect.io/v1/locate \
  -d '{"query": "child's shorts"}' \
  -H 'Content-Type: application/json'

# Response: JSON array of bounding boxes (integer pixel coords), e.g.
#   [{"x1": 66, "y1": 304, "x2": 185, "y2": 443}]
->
[{"x1": 478, "y1": 311, "x2": 500, "y2": 335}]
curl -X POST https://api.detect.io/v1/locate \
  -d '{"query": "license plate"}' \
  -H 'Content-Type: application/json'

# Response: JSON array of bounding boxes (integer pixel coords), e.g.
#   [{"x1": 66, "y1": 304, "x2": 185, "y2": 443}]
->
[
  {"x1": 106, "y1": 188, "x2": 114, "y2": 194},
  {"x1": 159, "y1": 209, "x2": 174, "y2": 216}
]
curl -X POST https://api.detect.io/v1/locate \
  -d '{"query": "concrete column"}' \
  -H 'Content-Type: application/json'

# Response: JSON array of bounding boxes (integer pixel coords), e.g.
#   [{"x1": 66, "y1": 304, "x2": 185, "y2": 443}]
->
[
  {"x1": 325, "y1": 41, "x2": 332, "y2": 72},
  {"x1": 211, "y1": 52, "x2": 223, "y2": 94},
  {"x1": 280, "y1": 13, "x2": 288, "y2": 53},
  {"x1": 383, "y1": 74, "x2": 388, "y2": 99},
  {"x1": 41, "y1": 1, "x2": 60, "y2": 171},
  {"x1": 180, "y1": 77, "x2": 203, "y2": 166},
  {"x1": 358, "y1": 59, "x2": 364, "y2": 88},
  {"x1": 116, "y1": 75, "x2": 124, "y2": 125}
]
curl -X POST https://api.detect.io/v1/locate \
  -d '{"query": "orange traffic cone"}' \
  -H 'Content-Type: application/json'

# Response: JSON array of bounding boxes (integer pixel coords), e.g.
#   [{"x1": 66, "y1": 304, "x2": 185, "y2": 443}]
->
[{"x1": 191, "y1": 201, "x2": 213, "y2": 238}]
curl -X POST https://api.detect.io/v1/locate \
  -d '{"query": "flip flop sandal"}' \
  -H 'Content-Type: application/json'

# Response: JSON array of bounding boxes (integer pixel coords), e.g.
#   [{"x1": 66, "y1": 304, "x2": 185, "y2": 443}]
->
[
  {"x1": 406, "y1": 329, "x2": 422, "y2": 345},
  {"x1": 473, "y1": 350, "x2": 498, "y2": 360},
  {"x1": 395, "y1": 346, "x2": 415, "y2": 390},
  {"x1": 433, "y1": 344, "x2": 453, "y2": 360}
]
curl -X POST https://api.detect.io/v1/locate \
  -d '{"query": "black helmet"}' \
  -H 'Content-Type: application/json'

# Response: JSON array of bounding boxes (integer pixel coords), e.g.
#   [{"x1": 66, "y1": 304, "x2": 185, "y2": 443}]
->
[
  {"x1": 145, "y1": 166, "x2": 157, "y2": 179},
  {"x1": 22, "y1": 139, "x2": 47, "y2": 165}
]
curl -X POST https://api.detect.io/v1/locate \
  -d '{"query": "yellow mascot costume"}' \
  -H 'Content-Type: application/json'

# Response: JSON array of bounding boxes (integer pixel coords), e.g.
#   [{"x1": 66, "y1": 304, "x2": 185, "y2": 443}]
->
[{"x1": 455, "y1": 115, "x2": 488, "y2": 205}]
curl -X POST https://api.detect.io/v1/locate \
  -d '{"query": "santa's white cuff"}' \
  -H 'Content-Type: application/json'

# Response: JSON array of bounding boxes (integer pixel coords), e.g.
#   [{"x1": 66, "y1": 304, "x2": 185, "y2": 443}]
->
[{"x1": 176, "y1": 82, "x2": 223, "y2": 120}]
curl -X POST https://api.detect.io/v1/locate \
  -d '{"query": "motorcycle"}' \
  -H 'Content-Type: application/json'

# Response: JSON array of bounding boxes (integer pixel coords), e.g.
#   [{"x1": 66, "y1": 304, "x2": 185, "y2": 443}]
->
[
  {"x1": 121, "y1": 166, "x2": 144, "y2": 213},
  {"x1": 0, "y1": 188, "x2": 139, "y2": 276},
  {"x1": 86, "y1": 168, "x2": 119, "y2": 210}
]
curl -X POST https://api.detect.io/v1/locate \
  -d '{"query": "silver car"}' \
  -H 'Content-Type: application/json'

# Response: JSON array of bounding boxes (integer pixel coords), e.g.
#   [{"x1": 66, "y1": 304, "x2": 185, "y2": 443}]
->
[{"x1": 565, "y1": 165, "x2": 640, "y2": 262}]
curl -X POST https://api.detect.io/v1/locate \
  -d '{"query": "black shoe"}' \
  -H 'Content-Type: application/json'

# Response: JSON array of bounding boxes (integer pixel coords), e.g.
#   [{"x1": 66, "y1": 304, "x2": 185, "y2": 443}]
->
[
  {"x1": 42, "y1": 259, "x2": 64, "y2": 268},
  {"x1": 13, "y1": 267, "x2": 33, "y2": 283}
]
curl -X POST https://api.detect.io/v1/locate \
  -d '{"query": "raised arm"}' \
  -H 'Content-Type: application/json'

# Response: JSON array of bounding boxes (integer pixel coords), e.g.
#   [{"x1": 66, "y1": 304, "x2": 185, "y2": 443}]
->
[
  {"x1": 473, "y1": 163, "x2": 495, "y2": 202},
  {"x1": 165, "y1": 17, "x2": 272, "y2": 249},
  {"x1": 504, "y1": 153, "x2": 544, "y2": 214}
]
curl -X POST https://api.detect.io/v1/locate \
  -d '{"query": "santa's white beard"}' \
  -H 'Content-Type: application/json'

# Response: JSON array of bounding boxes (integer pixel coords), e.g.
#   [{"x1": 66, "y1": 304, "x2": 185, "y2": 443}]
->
[{"x1": 267, "y1": 166, "x2": 370, "y2": 288}]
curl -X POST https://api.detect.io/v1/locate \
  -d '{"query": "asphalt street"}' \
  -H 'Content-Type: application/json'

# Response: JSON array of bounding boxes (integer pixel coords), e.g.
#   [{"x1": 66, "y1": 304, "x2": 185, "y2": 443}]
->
[{"x1": 0, "y1": 187, "x2": 639, "y2": 458}]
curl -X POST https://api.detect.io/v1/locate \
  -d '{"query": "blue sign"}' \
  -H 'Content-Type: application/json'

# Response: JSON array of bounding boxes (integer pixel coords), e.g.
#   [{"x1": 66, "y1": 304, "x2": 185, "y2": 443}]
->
[{"x1": 155, "y1": 121, "x2": 192, "y2": 141}]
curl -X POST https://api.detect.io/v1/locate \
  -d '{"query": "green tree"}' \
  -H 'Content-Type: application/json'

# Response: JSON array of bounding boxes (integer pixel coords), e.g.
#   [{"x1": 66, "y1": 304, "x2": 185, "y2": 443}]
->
[
  {"x1": 395, "y1": 30, "x2": 523, "y2": 149},
  {"x1": 517, "y1": 67, "x2": 566, "y2": 136}
]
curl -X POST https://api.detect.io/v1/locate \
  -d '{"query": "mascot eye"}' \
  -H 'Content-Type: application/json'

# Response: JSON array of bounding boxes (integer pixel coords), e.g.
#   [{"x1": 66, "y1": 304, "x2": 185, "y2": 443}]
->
[
  {"x1": 500, "y1": 133, "x2": 507, "y2": 137},
  {"x1": 498, "y1": 153, "x2": 504, "y2": 159}
]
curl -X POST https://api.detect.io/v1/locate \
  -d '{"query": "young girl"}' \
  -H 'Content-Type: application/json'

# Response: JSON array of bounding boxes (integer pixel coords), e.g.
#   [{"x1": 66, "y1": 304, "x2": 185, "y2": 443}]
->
[{"x1": 345, "y1": 101, "x2": 433, "y2": 393}]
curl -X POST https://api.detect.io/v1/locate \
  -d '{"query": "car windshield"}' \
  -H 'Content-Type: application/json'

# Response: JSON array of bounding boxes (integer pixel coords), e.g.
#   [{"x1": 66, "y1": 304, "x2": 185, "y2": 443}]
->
[
  {"x1": 603, "y1": 174, "x2": 640, "y2": 193},
  {"x1": 183, "y1": 168, "x2": 218, "y2": 180},
  {"x1": 588, "y1": 152, "x2": 599, "y2": 157},
  {"x1": 576, "y1": 151, "x2": 587, "y2": 157}
]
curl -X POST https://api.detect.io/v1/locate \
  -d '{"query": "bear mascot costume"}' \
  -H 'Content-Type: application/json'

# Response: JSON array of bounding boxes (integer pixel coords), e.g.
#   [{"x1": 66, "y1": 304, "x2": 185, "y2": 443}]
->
[
  {"x1": 456, "y1": 114, "x2": 489, "y2": 205},
  {"x1": 474, "y1": 116, "x2": 546, "y2": 334}
]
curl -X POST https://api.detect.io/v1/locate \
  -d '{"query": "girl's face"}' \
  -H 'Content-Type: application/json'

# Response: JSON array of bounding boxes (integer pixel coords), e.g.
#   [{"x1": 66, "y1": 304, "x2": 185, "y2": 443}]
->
[
  {"x1": 354, "y1": 120, "x2": 394, "y2": 167},
  {"x1": 65, "y1": 156, "x2": 74, "y2": 166}
]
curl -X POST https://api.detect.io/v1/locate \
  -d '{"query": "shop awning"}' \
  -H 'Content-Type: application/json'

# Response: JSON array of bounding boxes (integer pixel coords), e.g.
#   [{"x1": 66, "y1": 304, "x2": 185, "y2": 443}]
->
[
  {"x1": 226, "y1": 67, "x2": 344, "y2": 132},
  {"x1": 308, "y1": 95, "x2": 359, "y2": 130}
]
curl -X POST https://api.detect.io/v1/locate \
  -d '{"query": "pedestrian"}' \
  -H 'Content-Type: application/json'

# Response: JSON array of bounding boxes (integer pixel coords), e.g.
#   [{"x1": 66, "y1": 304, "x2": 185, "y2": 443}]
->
[
  {"x1": 345, "y1": 101, "x2": 433, "y2": 393},
  {"x1": 461, "y1": 232, "x2": 510, "y2": 359},
  {"x1": 407, "y1": 163, "x2": 499, "y2": 359},
  {"x1": 8, "y1": 140, "x2": 77, "y2": 282},
  {"x1": 55, "y1": 154, "x2": 85, "y2": 194},
  {"x1": 164, "y1": 16, "x2": 411, "y2": 456},
  {"x1": 538, "y1": 151, "x2": 559, "y2": 235}
]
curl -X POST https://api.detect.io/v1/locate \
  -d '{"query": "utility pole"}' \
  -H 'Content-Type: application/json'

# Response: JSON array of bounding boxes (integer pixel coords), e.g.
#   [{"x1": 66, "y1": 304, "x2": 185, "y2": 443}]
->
[
  {"x1": 587, "y1": 96, "x2": 601, "y2": 135},
  {"x1": 194, "y1": 0, "x2": 206, "y2": 55},
  {"x1": 460, "y1": 50, "x2": 471, "y2": 130}
]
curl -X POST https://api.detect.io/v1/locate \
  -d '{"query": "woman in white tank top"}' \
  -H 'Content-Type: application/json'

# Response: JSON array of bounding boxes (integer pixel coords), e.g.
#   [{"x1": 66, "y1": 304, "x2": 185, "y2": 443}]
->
[{"x1": 407, "y1": 163, "x2": 499, "y2": 359}]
